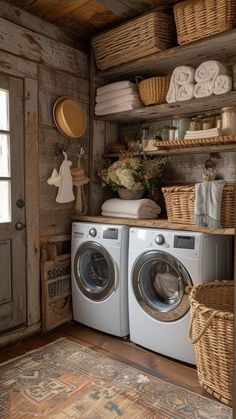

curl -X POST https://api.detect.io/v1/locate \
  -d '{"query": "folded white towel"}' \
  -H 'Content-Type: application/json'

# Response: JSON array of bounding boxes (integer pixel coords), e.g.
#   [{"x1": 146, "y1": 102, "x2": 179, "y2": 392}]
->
[
  {"x1": 184, "y1": 128, "x2": 220, "y2": 139},
  {"x1": 213, "y1": 75, "x2": 232, "y2": 95},
  {"x1": 194, "y1": 81, "x2": 213, "y2": 98},
  {"x1": 195, "y1": 60, "x2": 228, "y2": 83},
  {"x1": 194, "y1": 180, "x2": 225, "y2": 228},
  {"x1": 95, "y1": 93, "x2": 141, "y2": 111},
  {"x1": 176, "y1": 83, "x2": 195, "y2": 101},
  {"x1": 102, "y1": 198, "x2": 161, "y2": 218},
  {"x1": 96, "y1": 81, "x2": 135, "y2": 96},
  {"x1": 95, "y1": 101, "x2": 142, "y2": 115},
  {"x1": 166, "y1": 66, "x2": 195, "y2": 103},
  {"x1": 96, "y1": 87, "x2": 139, "y2": 103},
  {"x1": 102, "y1": 211, "x2": 159, "y2": 219}
]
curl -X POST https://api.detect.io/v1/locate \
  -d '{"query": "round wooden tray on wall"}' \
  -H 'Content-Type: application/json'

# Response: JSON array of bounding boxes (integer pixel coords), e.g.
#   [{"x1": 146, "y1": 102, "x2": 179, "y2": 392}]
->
[{"x1": 53, "y1": 96, "x2": 86, "y2": 139}]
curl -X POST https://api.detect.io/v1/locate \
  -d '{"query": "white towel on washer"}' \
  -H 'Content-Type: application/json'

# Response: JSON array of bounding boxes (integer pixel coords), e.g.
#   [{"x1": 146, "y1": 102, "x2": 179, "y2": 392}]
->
[{"x1": 102, "y1": 198, "x2": 161, "y2": 218}]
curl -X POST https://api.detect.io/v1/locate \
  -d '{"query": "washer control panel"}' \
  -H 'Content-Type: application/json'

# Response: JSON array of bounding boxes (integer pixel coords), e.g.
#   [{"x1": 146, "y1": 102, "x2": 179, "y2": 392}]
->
[{"x1": 155, "y1": 234, "x2": 165, "y2": 245}]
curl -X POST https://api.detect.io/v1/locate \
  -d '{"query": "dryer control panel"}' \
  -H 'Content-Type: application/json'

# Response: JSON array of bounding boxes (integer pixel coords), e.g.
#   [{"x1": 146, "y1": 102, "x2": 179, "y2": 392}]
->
[{"x1": 174, "y1": 235, "x2": 195, "y2": 249}]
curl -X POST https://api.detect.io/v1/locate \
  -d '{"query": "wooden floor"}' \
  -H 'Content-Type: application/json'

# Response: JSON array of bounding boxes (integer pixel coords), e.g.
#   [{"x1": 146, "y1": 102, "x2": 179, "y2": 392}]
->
[{"x1": 0, "y1": 321, "x2": 212, "y2": 400}]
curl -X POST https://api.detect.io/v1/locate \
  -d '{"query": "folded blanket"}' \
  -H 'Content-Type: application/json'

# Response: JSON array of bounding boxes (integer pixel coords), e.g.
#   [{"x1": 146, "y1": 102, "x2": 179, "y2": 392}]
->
[
  {"x1": 194, "y1": 180, "x2": 225, "y2": 228},
  {"x1": 96, "y1": 87, "x2": 139, "y2": 103},
  {"x1": 96, "y1": 81, "x2": 135, "y2": 96},
  {"x1": 102, "y1": 211, "x2": 159, "y2": 219},
  {"x1": 95, "y1": 93, "x2": 141, "y2": 111},
  {"x1": 213, "y1": 75, "x2": 232, "y2": 95},
  {"x1": 176, "y1": 83, "x2": 194, "y2": 101},
  {"x1": 95, "y1": 101, "x2": 142, "y2": 115},
  {"x1": 166, "y1": 66, "x2": 195, "y2": 103},
  {"x1": 102, "y1": 198, "x2": 161, "y2": 218},
  {"x1": 195, "y1": 60, "x2": 228, "y2": 83}
]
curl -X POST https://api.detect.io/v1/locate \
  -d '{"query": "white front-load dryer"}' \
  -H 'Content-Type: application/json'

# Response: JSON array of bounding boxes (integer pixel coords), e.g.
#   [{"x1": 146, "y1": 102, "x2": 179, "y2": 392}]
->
[
  {"x1": 128, "y1": 228, "x2": 232, "y2": 364},
  {"x1": 71, "y1": 222, "x2": 129, "y2": 337}
]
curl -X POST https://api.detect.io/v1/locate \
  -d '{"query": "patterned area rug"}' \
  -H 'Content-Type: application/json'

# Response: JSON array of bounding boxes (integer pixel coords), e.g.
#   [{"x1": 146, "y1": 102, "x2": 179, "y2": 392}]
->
[{"x1": 0, "y1": 338, "x2": 232, "y2": 418}]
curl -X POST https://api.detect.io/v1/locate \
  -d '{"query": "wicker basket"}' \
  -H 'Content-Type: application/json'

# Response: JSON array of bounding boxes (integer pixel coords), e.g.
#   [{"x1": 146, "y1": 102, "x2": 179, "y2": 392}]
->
[
  {"x1": 174, "y1": 0, "x2": 236, "y2": 45},
  {"x1": 92, "y1": 11, "x2": 176, "y2": 71},
  {"x1": 137, "y1": 75, "x2": 170, "y2": 106},
  {"x1": 162, "y1": 184, "x2": 235, "y2": 228},
  {"x1": 188, "y1": 280, "x2": 234, "y2": 406}
]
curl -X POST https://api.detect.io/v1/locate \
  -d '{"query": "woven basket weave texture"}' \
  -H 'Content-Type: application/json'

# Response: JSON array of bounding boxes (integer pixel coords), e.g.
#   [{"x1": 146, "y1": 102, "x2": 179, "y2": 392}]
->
[
  {"x1": 138, "y1": 75, "x2": 170, "y2": 106},
  {"x1": 92, "y1": 11, "x2": 176, "y2": 70},
  {"x1": 162, "y1": 184, "x2": 235, "y2": 228},
  {"x1": 188, "y1": 280, "x2": 233, "y2": 406},
  {"x1": 174, "y1": 0, "x2": 236, "y2": 45}
]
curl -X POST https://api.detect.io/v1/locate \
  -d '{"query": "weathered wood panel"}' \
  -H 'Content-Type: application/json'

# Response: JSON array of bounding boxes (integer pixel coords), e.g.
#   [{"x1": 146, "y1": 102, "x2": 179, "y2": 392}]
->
[
  {"x1": 0, "y1": 240, "x2": 11, "y2": 304},
  {"x1": 0, "y1": 17, "x2": 89, "y2": 77},
  {"x1": 0, "y1": 50, "x2": 37, "y2": 79}
]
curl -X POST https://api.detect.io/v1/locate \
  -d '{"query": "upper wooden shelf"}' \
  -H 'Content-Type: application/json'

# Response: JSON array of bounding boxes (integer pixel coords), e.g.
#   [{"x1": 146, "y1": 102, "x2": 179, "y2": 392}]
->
[
  {"x1": 95, "y1": 91, "x2": 236, "y2": 123},
  {"x1": 72, "y1": 215, "x2": 234, "y2": 236},
  {"x1": 95, "y1": 28, "x2": 236, "y2": 81}
]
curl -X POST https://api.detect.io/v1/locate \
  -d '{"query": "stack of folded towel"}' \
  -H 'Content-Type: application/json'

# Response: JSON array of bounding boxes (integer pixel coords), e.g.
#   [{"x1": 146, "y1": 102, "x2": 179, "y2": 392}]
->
[
  {"x1": 194, "y1": 180, "x2": 225, "y2": 228},
  {"x1": 184, "y1": 127, "x2": 221, "y2": 140},
  {"x1": 194, "y1": 60, "x2": 232, "y2": 98},
  {"x1": 166, "y1": 66, "x2": 195, "y2": 103},
  {"x1": 95, "y1": 81, "x2": 142, "y2": 115},
  {"x1": 101, "y1": 198, "x2": 161, "y2": 219}
]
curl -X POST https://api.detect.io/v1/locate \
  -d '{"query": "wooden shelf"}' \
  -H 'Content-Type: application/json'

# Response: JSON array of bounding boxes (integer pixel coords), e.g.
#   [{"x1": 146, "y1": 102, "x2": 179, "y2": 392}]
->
[
  {"x1": 95, "y1": 91, "x2": 236, "y2": 124},
  {"x1": 72, "y1": 215, "x2": 234, "y2": 235},
  {"x1": 104, "y1": 144, "x2": 236, "y2": 158},
  {"x1": 96, "y1": 28, "x2": 236, "y2": 81}
]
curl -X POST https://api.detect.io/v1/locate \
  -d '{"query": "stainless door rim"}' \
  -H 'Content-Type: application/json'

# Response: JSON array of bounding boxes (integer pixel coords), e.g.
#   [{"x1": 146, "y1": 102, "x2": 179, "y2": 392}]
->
[
  {"x1": 73, "y1": 241, "x2": 116, "y2": 301},
  {"x1": 132, "y1": 250, "x2": 192, "y2": 322}
]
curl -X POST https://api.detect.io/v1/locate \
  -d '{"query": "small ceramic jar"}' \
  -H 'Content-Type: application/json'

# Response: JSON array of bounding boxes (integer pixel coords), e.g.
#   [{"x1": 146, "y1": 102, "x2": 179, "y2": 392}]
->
[{"x1": 221, "y1": 106, "x2": 236, "y2": 135}]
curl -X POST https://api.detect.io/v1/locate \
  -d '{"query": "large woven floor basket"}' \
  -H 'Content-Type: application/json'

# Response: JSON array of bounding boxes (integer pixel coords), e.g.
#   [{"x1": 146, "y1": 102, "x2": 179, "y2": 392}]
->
[
  {"x1": 162, "y1": 184, "x2": 235, "y2": 228},
  {"x1": 92, "y1": 11, "x2": 176, "y2": 70},
  {"x1": 174, "y1": 0, "x2": 236, "y2": 45},
  {"x1": 188, "y1": 281, "x2": 234, "y2": 406}
]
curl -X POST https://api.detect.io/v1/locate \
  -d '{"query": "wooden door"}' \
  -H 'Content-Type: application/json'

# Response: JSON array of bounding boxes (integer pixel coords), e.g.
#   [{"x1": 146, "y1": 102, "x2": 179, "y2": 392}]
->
[{"x1": 0, "y1": 74, "x2": 26, "y2": 332}]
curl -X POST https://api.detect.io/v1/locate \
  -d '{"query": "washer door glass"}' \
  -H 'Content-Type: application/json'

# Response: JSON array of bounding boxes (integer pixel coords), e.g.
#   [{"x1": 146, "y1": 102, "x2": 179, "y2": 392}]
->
[
  {"x1": 133, "y1": 250, "x2": 192, "y2": 321},
  {"x1": 74, "y1": 242, "x2": 115, "y2": 301}
]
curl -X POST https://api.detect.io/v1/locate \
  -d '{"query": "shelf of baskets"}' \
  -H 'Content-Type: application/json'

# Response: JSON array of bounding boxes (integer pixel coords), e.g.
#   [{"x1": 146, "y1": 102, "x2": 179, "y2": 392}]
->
[
  {"x1": 95, "y1": 28, "x2": 236, "y2": 81},
  {"x1": 72, "y1": 215, "x2": 234, "y2": 236},
  {"x1": 95, "y1": 91, "x2": 236, "y2": 123}
]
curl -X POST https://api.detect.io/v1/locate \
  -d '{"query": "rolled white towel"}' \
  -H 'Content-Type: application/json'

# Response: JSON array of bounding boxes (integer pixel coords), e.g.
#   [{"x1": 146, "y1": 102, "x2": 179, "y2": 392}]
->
[
  {"x1": 95, "y1": 93, "x2": 141, "y2": 111},
  {"x1": 97, "y1": 81, "x2": 135, "y2": 96},
  {"x1": 176, "y1": 83, "x2": 195, "y2": 101},
  {"x1": 194, "y1": 81, "x2": 213, "y2": 98},
  {"x1": 195, "y1": 60, "x2": 228, "y2": 83},
  {"x1": 102, "y1": 211, "x2": 159, "y2": 219},
  {"x1": 166, "y1": 66, "x2": 195, "y2": 103},
  {"x1": 95, "y1": 101, "x2": 142, "y2": 115},
  {"x1": 96, "y1": 87, "x2": 139, "y2": 103},
  {"x1": 102, "y1": 198, "x2": 161, "y2": 218},
  {"x1": 213, "y1": 75, "x2": 232, "y2": 95}
]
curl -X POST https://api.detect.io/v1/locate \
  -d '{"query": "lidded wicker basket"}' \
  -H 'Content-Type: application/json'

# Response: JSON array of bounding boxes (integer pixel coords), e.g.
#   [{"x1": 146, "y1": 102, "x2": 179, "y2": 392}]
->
[
  {"x1": 137, "y1": 75, "x2": 170, "y2": 106},
  {"x1": 92, "y1": 10, "x2": 176, "y2": 70},
  {"x1": 162, "y1": 184, "x2": 235, "y2": 228},
  {"x1": 188, "y1": 280, "x2": 234, "y2": 406},
  {"x1": 174, "y1": 0, "x2": 236, "y2": 45}
]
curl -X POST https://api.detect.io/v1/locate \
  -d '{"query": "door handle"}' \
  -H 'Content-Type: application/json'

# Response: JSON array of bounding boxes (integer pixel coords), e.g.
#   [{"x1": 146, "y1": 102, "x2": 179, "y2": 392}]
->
[{"x1": 15, "y1": 222, "x2": 26, "y2": 231}]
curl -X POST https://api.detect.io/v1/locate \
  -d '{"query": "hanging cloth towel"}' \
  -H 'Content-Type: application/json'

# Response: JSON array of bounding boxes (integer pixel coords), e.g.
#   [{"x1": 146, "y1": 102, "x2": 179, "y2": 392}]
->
[
  {"x1": 194, "y1": 180, "x2": 225, "y2": 228},
  {"x1": 56, "y1": 152, "x2": 75, "y2": 203}
]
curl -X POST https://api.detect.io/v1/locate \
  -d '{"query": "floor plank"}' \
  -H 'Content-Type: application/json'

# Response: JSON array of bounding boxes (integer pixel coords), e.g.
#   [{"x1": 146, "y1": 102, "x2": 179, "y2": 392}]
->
[{"x1": 0, "y1": 321, "x2": 212, "y2": 399}]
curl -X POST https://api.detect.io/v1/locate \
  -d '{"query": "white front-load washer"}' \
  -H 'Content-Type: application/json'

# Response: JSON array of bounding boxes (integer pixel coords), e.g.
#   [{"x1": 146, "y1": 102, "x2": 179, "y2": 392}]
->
[
  {"x1": 71, "y1": 222, "x2": 129, "y2": 337},
  {"x1": 128, "y1": 228, "x2": 232, "y2": 364}
]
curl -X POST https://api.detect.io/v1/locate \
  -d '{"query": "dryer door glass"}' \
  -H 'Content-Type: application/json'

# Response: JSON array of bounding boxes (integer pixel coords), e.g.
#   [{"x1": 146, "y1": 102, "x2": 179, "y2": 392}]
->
[
  {"x1": 133, "y1": 250, "x2": 192, "y2": 321},
  {"x1": 74, "y1": 242, "x2": 115, "y2": 301}
]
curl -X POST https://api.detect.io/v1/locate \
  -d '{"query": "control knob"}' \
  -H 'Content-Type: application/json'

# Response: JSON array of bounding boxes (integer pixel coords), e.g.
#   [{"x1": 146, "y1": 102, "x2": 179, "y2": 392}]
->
[
  {"x1": 155, "y1": 234, "x2": 164, "y2": 245},
  {"x1": 89, "y1": 228, "x2": 97, "y2": 237}
]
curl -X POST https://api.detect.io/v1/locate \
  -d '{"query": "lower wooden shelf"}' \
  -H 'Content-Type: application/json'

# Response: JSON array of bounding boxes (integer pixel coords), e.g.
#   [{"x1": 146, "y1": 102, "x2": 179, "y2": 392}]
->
[{"x1": 72, "y1": 215, "x2": 234, "y2": 235}]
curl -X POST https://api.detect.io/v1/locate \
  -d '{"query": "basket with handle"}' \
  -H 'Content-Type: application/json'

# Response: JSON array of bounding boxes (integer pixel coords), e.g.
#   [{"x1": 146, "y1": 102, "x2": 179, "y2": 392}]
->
[
  {"x1": 188, "y1": 280, "x2": 234, "y2": 406},
  {"x1": 136, "y1": 75, "x2": 171, "y2": 106},
  {"x1": 174, "y1": 0, "x2": 236, "y2": 45}
]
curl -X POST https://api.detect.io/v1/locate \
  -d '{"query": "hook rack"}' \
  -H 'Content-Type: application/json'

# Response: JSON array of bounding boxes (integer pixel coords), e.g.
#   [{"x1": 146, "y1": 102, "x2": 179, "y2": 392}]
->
[{"x1": 54, "y1": 142, "x2": 84, "y2": 158}]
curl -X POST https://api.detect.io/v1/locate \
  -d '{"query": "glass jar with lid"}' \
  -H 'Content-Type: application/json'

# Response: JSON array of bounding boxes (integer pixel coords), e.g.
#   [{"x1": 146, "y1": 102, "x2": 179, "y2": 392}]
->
[
  {"x1": 202, "y1": 117, "x2": 213, "y2": 130},
  {"x1": 190, "y1": 117, "x2": 202, "y2": 131},
  {"x1": 221, "y1": 106, "x2": 236, "y2": 135}
]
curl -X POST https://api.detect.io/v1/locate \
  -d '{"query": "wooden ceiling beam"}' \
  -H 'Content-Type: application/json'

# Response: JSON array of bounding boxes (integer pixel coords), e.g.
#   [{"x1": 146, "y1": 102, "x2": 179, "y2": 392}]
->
[{"x1": 39, "y1": 0, "x2": 91, "y2": 22}]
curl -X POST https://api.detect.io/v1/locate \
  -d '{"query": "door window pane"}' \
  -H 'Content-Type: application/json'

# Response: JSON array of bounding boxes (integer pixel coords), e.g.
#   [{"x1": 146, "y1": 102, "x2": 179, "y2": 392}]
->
[
  {"x1": 0, "y1": 181, "x2": 11, "y2": 222},
  {"x1": 0, "y1": 135, "x2": 10, "y2": 177},
  {"x1": 0, "y1": 89, "x2": 9, "y2": 131}
]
